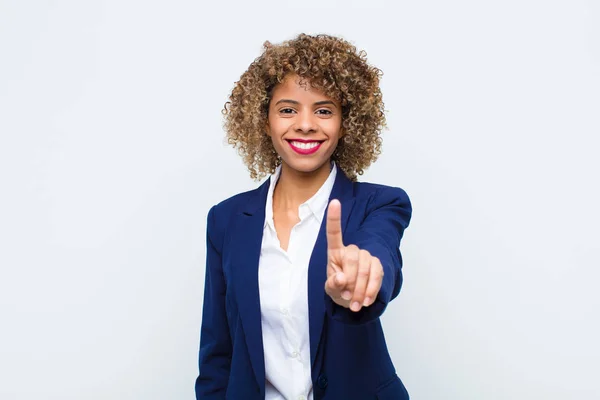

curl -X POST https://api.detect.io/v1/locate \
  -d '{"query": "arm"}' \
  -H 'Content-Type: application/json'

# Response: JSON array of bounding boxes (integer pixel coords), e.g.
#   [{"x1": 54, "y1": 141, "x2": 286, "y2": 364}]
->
[
  {"x1": 325, "y1": 186, "x2": 412, "y2": 325},
  {"x1": 195, "y1": 206, "x2": 231, "y2": 399}
]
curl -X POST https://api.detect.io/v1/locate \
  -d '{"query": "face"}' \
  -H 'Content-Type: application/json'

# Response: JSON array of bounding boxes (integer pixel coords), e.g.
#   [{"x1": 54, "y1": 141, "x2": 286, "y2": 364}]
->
[{"x1": 266, "y1": 74, "x2": 343, "y2": 175}]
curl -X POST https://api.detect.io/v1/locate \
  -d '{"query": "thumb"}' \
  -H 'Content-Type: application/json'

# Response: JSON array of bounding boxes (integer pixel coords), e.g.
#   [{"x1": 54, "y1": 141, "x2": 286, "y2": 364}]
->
[{"x1": 325, "y1": 271, "x2": 347, "y2": 298}]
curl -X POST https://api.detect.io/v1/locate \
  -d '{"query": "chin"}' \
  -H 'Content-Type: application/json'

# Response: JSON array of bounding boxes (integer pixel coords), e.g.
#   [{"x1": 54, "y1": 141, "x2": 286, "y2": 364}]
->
[{"x1": 282, "y1": 157, "x2": 330, "y2": 174}]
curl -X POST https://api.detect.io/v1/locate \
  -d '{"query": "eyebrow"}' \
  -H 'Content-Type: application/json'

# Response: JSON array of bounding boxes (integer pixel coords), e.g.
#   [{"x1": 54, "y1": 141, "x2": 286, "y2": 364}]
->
[{"x1": 274, "y1": 99, "x2": 338, "y2": 108}]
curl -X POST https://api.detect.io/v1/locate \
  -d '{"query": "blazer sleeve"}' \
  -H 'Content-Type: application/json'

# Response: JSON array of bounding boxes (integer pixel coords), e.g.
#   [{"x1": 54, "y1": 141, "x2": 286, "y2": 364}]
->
[
  {"x1": 325, "y1": 186, "x2": 412, "y2": 325},
  {"x1": 195, "y1": 206, "x2": 231, "y2": 399}
]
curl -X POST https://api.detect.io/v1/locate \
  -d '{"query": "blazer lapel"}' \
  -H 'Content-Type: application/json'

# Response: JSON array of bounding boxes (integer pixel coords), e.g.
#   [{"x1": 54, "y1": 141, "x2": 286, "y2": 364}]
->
[
  {"x1": 231, "y1": 178, "x2": 270, "y2": 395},
  {"x1": 308, "y1": 170, "x2": 355, "y2": 374}
]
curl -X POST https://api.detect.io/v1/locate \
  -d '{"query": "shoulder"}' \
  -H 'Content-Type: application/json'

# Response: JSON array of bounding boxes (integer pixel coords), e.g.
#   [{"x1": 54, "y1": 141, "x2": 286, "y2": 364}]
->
[
  {"x1": 212, "y1": 185, "x2": 264, "y2": 215},
  {"x1": 349, "y1": 181, "x2": 413, "y2": 229},
  {"x1": 206, "y1": 182, "x2": 268, "y2": 239},
  {"x1": 352, "y1": 181, "x2": 411, "y2": 210}
]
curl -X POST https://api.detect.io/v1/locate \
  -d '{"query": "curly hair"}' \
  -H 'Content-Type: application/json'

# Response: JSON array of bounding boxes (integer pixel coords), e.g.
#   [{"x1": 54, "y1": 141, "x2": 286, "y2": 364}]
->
[{"x1": 223, "y1": 33, "x2": 387, "y2": 181}]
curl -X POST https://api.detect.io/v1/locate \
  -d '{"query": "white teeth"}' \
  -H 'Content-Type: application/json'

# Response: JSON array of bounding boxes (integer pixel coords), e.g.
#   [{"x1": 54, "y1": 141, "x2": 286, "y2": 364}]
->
[{"x1": 291, "y1": 141, "x2": 320, "y2": 149}]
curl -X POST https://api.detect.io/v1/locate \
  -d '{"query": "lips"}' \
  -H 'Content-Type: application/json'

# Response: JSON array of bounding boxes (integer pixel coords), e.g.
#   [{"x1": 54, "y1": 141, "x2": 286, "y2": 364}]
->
[{"x1": 286, "y1": 139, "x2": 324, "y2": 155}]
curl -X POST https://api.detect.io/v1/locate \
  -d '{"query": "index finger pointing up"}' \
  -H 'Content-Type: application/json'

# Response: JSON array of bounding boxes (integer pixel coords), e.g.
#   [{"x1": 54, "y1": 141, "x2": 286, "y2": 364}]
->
[{"x1": 326, "y1": 199, "x2": 344, "y2": 251}]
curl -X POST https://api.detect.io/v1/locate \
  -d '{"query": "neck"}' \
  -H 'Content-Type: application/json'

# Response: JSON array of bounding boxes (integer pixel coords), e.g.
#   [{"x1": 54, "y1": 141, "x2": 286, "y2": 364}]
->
[{"x1": 273, "y1": 160, "x2": 332, "y2": 212}]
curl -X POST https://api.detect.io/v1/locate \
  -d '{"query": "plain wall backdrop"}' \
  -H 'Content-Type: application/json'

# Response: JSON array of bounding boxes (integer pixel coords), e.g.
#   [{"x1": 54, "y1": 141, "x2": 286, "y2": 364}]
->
[{"x1": 1, "y1": 0, "x2": 599, "y2": 399}]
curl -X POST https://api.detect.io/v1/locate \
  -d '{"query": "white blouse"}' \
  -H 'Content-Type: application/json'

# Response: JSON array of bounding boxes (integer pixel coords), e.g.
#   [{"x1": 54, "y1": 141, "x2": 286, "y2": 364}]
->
[{"x1": 258, "y1": 162, "x2": 337, "y2": 400}]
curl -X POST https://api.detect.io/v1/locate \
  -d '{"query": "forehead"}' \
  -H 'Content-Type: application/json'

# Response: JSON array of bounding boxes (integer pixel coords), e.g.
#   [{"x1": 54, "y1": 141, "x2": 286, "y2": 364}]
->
[{"x1": 270, "y1": 74, "x2": 337, "y2": 103}]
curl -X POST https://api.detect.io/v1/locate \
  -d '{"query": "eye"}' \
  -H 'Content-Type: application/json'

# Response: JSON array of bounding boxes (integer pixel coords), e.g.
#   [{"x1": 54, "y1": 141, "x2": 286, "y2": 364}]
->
[
  {"x1": 316, "y1": 109, "x2": 333, "y2": 115},
  {"x1": 279, "y1": 108, "x2": 296, "y2": 114}
]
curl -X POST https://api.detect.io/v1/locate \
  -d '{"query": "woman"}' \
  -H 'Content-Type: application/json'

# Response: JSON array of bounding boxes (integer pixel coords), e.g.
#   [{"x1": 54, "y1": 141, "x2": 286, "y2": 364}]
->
[{"x1": 195, "y1": 33, "x2": 412, "y2": 400}]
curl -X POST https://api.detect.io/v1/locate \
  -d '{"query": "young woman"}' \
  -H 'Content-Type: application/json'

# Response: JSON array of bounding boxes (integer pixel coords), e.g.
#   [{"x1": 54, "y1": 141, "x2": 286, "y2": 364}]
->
[{"x1": 195, "y1": 34, "x2": 412, "y2": 400}]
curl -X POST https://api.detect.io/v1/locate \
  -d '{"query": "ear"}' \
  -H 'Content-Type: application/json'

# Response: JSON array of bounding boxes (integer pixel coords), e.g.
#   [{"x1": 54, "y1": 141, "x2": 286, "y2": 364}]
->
[{"x1": 265, "y1": 121, "x2": 271, "y2": 137}]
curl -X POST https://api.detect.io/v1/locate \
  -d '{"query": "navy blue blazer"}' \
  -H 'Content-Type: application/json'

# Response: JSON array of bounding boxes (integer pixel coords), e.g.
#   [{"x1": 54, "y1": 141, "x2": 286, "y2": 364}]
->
[{"x1": 195, "y1": 169, "x2": 412, "y2": 399}]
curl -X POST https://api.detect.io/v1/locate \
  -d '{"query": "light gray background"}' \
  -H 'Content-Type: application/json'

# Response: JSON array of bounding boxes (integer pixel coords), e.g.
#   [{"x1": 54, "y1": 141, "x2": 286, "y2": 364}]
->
[{"x1": 1, "y1": 1, "x2": 599, "y2": 399}]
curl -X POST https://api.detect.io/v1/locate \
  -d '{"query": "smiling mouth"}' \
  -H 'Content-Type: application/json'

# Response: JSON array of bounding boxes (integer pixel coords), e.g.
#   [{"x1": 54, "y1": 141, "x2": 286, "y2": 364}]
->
[{"x1": 286, "y1": 139, "x2": 324, "y2": 155}]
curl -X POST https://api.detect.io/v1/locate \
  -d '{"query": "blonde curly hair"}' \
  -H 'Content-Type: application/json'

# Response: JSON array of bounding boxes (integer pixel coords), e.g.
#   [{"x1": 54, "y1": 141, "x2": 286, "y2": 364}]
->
[{"x1": 223, "y1": 33, "x2": 387, "y2": 181}]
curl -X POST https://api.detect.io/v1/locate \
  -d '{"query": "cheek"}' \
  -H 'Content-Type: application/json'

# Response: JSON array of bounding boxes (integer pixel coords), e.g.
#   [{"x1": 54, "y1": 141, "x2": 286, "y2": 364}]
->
[
  {"x1": 324, "y1": 120, "x2": 343, "y2": 140},
  {"x1": 267, "y1": 118, "x2": 290, "y2": 136}
]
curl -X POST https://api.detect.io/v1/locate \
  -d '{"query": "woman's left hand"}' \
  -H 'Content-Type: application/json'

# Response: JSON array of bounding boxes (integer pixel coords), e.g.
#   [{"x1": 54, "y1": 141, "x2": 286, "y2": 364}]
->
[{"x1": 324, "y1": 199, "x2": 384, "y2": 312}]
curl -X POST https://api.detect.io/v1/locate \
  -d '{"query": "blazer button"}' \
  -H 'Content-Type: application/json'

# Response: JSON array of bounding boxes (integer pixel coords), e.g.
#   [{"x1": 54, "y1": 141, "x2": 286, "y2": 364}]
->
[{"x1": 317, "y1": 374, "x2": 328, "y2": 389}]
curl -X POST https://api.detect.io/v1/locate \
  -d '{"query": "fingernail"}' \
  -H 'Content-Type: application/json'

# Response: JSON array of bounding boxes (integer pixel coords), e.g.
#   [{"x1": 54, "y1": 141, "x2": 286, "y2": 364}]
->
[
  {"x1": 341, "y1": 291, "x2": 352, "y2": 300},
  {"x1": 363, "y1": 297, "x2": 372, "y2": 307},
  {"x1": 351, "y1": 302, "x2": 361, "y2": 312}
]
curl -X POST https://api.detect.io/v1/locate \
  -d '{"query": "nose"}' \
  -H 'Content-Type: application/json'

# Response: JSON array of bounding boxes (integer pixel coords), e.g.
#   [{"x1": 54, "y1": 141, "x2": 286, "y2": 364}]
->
[{"x1": 294, "y1": 110, "x2": 317, "y2": 134}]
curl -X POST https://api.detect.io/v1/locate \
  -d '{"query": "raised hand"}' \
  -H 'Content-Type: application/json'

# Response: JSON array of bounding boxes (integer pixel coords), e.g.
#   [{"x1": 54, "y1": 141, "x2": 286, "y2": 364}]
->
[{"x1": 324, "y1": 199, "x2": 384, "y2": 312}]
